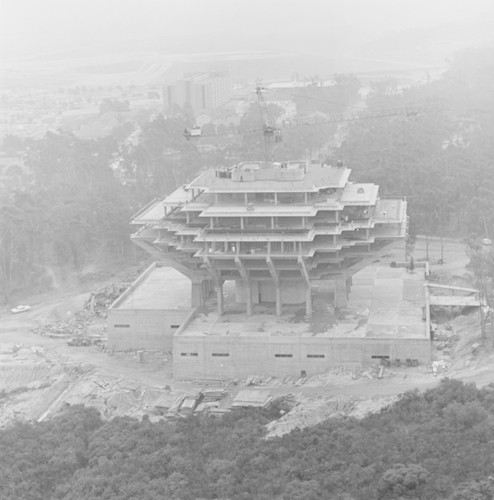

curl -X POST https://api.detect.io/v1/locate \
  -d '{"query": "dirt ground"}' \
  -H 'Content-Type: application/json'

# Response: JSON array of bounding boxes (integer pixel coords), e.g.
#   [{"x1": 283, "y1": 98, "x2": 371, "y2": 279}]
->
[{"x1": 1, "y1": 237, "x2": 492, "y2": 433}]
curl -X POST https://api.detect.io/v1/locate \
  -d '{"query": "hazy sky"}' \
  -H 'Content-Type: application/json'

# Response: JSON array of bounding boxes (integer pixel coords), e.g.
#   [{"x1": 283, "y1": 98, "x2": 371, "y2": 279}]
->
[{"x1": 1, "y1": 0, "x2": 494, "y2": 60}]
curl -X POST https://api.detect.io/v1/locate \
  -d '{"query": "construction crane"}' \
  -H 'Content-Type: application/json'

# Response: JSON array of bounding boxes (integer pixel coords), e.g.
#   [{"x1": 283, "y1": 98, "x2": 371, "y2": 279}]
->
[
  {"x1": 255, "y1": 84, "x2": 282, "y2": 162},
  {"x1": 182, "y1": 84, "x2": 445, "y2": 162}
]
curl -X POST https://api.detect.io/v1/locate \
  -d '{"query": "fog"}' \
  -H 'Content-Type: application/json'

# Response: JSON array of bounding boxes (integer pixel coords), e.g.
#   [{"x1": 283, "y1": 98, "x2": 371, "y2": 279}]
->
[{"x1": 2, "y1": 0, "x2": 494, "y2": 62}]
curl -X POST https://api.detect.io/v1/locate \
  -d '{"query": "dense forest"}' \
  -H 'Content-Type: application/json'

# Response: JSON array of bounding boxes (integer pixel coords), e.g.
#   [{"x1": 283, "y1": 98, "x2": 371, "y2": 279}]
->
[
  {"x1": 2, "y1": 47, "x2": 494, "y2": 301},
  {"x1": 2, "y1": 379, "x2": 494, "y2": 499},
  {"x1": 332, "y1": 47, "x2": 494, "y2": 239}
]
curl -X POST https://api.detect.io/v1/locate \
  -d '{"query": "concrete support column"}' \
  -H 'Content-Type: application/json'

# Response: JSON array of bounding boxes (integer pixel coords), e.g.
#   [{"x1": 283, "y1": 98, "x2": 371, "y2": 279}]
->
[
  {"x1": 305, "y1": 287, "x2": 312, "y2": 317},
  {"x1": 334, "y1": 278, "x2": 348, "y2": 308},
  {"x1": 246, "y1": 282, "x2": 253, "y2": 316},
  {"x1": 216, "y1": 283, "x2": 224, "y2": 316},
  {"x1": 191, "y1": 281, "x2": 206, "y2": 307},
  {"x1": 275, "y1": 284, "x2": 282, "y2": 317},
  {"x1": 203, "y1": 279, "x2": 213, "y2": 299},
  {"x1": 346, "y1": 277, "x2": 352, "y2": 297}
]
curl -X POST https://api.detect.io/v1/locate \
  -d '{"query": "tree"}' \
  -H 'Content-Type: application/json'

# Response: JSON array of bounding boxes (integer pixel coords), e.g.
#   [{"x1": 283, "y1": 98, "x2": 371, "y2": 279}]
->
[{"x1": 377, "y1": 464, "x2": 430, "y2": 499}]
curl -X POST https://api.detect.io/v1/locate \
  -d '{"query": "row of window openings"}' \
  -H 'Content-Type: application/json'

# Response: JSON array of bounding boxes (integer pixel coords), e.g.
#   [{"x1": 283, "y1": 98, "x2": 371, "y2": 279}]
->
[
  {"x1": 115, "y1": 324, "x2": 180, "y2": 329},
  {"x1": 214, "y1": 191, "x2": 341, "y2": 205},
  {"x1": 206, "y1": 240, "x2": 337, "y2": 254},
  {"x1": 181, "y1": 353, "x2": 326, "y2": 359},
  {"x1": 208, "y1": 216, "x2": 338, "y2": 230}
]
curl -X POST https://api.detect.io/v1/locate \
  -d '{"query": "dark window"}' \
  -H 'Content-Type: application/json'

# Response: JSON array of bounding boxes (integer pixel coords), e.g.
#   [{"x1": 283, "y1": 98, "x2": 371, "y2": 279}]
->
[
  {"x1": 170, "y1": 325, "x2": 180, "y2": 329},
  {"x1": 212, "y1": 353, "x2": 230, "y2": 357},
  {"x1": 274, "y1": 354, "x2": 293, "y2": 358},
  {"x1": 307, "y1": 354, "x2": 325, "y2": 358},
  {"x1": 181, "y1": 353, "x2": 198, "y2": 357},
  {"x1": 371, "y1": 355, "x2": 390, "y2": 359},
  {"x1": 114, "y1": 324, "x2": 130, "y2": 328}
]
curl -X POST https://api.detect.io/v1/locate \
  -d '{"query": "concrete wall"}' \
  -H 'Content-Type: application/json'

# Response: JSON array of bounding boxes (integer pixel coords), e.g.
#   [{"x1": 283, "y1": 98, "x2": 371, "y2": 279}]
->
[
  {"x1": 108, "y1": 309, "x2": 191, "y2": 351},
  {"x1": 173, "y1": 334, "x2": 432, "y2": 379},
  {"x1": 235, "y1": 280, "x2": 306, "y2": 305}
]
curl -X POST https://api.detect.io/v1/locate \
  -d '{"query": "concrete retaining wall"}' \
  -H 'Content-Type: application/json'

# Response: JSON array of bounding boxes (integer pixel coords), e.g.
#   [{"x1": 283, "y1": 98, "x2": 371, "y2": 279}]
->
[
  {"x1": 108, "y1": 309, "x2": 190, "y2": 351},
  {"x1": 173, "y1": 334, "x2": 431, "y2": 379}
]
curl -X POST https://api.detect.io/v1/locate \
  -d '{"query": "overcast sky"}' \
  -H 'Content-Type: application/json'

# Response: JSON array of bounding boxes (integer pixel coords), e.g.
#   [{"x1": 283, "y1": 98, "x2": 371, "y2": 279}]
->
[{"x1": 1, "y1": 0, "x2": 494, "y2": 60}]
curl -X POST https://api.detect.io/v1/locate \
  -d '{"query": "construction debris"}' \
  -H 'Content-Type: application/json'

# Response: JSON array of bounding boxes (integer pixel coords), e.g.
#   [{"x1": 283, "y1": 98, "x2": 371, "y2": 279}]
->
[
  {"x1": 202, "y1": 388, "x2": 226, "y2": 402},
  {"x1": 232, "y1": 389, "x2": 271, "y2": 408},
  {"x1": 86, "y1": 283, "x2": 129, "y2": 318},
  {"x1": 432, "y1": 360, "x2": 448, "y2": 375},
  {"x1": 31, "y1": 283, "x2": 129, "y2": 342},
  {"x1": 265, "y1": 394, "x2": 397, "y2": 438}
]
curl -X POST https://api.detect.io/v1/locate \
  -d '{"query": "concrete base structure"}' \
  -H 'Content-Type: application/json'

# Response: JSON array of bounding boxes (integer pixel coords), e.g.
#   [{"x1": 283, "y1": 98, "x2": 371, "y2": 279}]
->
[
  {"x1": 107, "y1": 263, "x2": 193, "y2": 351},
  {"x1": 173, "y1": 336, "x2": 431, "y2": 379},
  {"x1": 108, "y1": 308, "x2": 193, "y2": 351},
  {"x1": 173, "y1": 260, "x2": 432, "y2": 380}
]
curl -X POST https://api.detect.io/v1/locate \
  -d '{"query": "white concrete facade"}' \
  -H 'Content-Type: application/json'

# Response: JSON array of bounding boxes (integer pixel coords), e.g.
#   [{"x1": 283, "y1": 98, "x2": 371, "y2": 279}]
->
[
  {"x1": 173, "y1": 334, "x2": 431, "y2": 379},
  {"x1": 107, "y1": 263, "x2": 193, "y2": 351}
]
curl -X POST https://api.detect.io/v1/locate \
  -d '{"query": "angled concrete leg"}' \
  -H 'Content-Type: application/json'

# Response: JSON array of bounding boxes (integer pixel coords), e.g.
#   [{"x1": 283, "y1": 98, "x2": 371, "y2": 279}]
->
[
  {"x1": 191, "y1": 281, "x2": 206, "y2": 308},
  {"x1": 334, "y1": 279, "x2": 348, "y2": 308},
  {"x1": 306, "y1": 287, "x2": 312, "y2": 317},
  {"x1": 275, "y1": 284, "x2": 282, "y2": 317}
]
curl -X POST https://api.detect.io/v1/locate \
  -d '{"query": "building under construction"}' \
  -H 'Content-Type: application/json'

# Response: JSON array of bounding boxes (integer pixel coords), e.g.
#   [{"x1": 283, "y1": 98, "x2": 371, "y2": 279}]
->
[{"x1": 124, "y1": 159, "x2": 431, "y2": 378}]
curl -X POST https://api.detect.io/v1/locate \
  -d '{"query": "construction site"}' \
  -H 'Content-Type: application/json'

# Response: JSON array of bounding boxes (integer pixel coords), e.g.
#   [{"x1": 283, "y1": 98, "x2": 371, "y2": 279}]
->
[
  {"x1": 0, "y1": 89, "x2": 490, "y2": 430},
  {"x1": 0, "y1": 235, "x2": 491, "y2": 432},
  {"x1": 123, "y1": 156, "x2": 439, "y2": 378}
]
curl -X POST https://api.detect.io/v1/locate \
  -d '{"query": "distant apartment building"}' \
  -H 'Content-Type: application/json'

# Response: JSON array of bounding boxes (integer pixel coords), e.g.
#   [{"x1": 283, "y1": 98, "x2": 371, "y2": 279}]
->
[{"x1": 163, "y1": 72, "x2": 233, "y2": 112}]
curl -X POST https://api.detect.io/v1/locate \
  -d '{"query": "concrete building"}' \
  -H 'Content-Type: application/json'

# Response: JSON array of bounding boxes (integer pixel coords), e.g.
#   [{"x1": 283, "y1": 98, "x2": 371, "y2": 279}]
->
[
  {"x1": 132, "y1": 160, "x2": 407, "y2": 315},
  {"x1": 172, "y1": 261, "x2": 430, "y2": 379},
  {"x1": 128, "y1": 159, "x2": 430, "y2": 378},
  {"x1": 107, "y1": 263, "x2": 193, "y2": 351},
  {"x1": 163, "y1": 72, "x2": 232, "y2": 111}
]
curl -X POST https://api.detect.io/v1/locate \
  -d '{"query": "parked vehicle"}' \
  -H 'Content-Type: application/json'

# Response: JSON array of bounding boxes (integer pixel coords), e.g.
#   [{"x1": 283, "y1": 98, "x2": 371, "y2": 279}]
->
[
  {"x1": 11, "y1": 305, "x2": 31, "y2": 314},
  {"x1": 67, "y1": 337, "x2": 91, "y2": 347}
]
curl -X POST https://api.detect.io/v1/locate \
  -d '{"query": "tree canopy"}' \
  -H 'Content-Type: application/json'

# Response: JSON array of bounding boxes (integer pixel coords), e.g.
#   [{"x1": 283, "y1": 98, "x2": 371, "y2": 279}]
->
[{"x1": 2, "y1": 380, "x2": 494, "y2": 499}]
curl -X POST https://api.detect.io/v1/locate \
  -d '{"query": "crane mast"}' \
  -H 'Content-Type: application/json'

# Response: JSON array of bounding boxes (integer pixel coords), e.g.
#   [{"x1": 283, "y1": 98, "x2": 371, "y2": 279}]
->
[{"x1": 256, "y1": 85, "x2": 281, "y2": 162}]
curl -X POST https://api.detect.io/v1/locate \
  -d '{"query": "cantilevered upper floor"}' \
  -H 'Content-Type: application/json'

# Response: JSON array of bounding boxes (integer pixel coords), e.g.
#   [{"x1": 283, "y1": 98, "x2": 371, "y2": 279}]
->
[{"x1": 130, "y1": 160, "x2": 407, "y2": 285}]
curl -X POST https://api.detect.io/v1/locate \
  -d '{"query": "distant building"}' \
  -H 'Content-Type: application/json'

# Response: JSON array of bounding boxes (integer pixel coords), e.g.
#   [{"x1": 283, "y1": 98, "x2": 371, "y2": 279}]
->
[{"x1": 163, "y1": 72, "x2": 233, "y2": 112}]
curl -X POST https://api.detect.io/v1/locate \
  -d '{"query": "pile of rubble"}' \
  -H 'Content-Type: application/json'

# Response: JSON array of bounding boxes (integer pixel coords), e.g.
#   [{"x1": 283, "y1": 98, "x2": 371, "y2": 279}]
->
[
  {"x1": 32, "y1": 313, "x2": 93, "y2": 338},
  {"x1": 32, "y1": 282, "x2": 129, "y2": 342},
  {"x1": 433, "y1": 322, "x2": 460, "y2": 354},
  {"x1": 85, "y1": 283, "x2": 130, "y2": 318},
  {"x1": 265, "y1": 394, "x2": 397, "y2": 438}
]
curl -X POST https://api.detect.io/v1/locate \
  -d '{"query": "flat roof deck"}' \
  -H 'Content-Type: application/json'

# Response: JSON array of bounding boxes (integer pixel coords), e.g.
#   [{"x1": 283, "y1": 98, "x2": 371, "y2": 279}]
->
[
  {"x1": 340, "y1": 183, "x2": 379, "y2": 205},
  {"x1": 115, "y1": 266, "x2": 191, "y2": 310},
  {"x1": 374, "y1": 199, "x2": 407, "y2": 222},
  {"x1": 180, "y1": 263, "x2": 427, "y2": 339},
  {"x1": 132, "y1": 199, "x2": 166, "y2": 224},
  {"x1": 187, "y1": 164, "x2": 351, "y2": 192}
]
